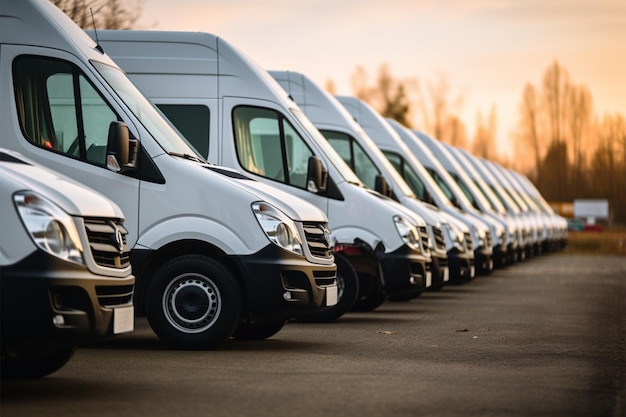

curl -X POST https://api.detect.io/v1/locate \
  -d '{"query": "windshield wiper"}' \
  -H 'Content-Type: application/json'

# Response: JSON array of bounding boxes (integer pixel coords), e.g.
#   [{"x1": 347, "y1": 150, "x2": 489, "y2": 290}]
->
[{"x1": 168, "y1": 151, "x2": 205, "y2": 164}]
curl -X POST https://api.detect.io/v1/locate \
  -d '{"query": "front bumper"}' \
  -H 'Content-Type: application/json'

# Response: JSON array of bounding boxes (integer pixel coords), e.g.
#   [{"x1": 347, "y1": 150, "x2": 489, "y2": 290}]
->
[
  {"x1": 235, "y1": 245, "x2": 337, "y2": 321},
  {"x1": 448, "y1": 248, "x2": 475, "y2": 282},
  {"x1": 1, "y1": 251, "x2": 135, "y2": 353},
  {"x1": 378, "y1": 244, "x2": 431, "y2": 299}
]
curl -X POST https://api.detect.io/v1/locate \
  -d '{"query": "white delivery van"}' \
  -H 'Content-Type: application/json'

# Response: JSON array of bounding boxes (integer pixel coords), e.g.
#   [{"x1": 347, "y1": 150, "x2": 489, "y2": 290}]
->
[
  {"x1": 335, "y1": 96, "x2": 495, "y2": 275},
  {"x1": 480, "y1": 159, "x2": 545, "y2": 256},
  {"x1": 440, "y1": 142, "x2": 524, "y2": 264},
  {"x1": 270, "y1": 70, "x2": 478, "y2": 287},
  {"x1": 93, "y1": 30, "x2": 433, "y2": 313},
  {"x1": 507, "y1": 170, "x2": 568, "y2": 251},
  {"x1": 414, "y1": 131, "x2": 518, "y2": 266},
  {"x1": 455, "y1": 148, "x2": 536, "y2": 260},
  {"x1": 0, "y1": 148, "x2": 135, "y2": 378},
  {"x1": 1, "y1": 0, "x2": 338, "y2": 349}
]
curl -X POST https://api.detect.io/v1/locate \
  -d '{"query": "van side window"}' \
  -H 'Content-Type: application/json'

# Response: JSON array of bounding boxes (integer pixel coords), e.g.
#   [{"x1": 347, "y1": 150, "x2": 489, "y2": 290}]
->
[
  {"x1": 233, "y1": 106, "x2": 313, "y2": 189},
  {"x1": 157, "y1": 104, "x2": 210, "y2": 158},
  {"x1": 13, "y1": 56, "x2": 119, "y2": 167},
  {"x1": 320, "y1": 130, "x2": 380, "y2": 190},
  {"x1": 383, "y1": 151, "x2": 427, "y2": 201}
]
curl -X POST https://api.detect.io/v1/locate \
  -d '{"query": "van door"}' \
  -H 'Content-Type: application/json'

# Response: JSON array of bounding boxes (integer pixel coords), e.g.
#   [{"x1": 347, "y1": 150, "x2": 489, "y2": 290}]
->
[
  {"x1": 219, "y1": 98, "x2": 330, "y2": 215},
  {"x1": 2, "y1": 46, "x2": 141, "y2": 246}
]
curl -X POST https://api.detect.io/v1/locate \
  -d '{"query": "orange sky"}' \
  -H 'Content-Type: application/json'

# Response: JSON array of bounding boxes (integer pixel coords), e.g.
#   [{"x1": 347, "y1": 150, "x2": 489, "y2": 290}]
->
[{"x1": 136, "y1": 0, "x2": 626, "y2": 159}]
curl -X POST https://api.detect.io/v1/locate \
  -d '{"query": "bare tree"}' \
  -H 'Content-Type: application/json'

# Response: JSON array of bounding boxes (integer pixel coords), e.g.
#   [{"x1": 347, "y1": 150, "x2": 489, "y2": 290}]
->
[
  {"x1": 51, "y1": 0, "x2": 144, "y2": 29},
  {"x1": 517, "y1": 83, "x2": 543, "y2": 176},
  {"x1": 414, "y1": 72, "x2": 467, "y2": 148},
  {"x1": 542, "y1": 61, "x2": 570, "y2": 144},
  {"x1": 471, "y1": 107, "x2": 497, "y2": 160},
  {"x1": 566, "y1": 83, "x2": 593, "y2": 180},
  {"x1": 349, "y1": 64, "x2": 416, "y2": 128}
]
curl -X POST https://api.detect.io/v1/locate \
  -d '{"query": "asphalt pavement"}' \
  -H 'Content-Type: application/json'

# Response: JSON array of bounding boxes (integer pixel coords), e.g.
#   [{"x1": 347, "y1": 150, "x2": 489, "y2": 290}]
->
[{"x1": 2, "y1": 253, "x2": 625, "y2": 417}]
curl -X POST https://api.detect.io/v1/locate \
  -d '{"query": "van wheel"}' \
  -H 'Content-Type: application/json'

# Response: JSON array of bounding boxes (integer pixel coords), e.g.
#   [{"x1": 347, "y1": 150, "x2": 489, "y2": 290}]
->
[
  {"x1": 1, "y1": 347, "x2": 75, "y2": 379},
  {"x1": 145, "y1": 255, "x2": 241, "y2": 350},
  {"x1": 350, "y1": 271, "x2": 386, "y2": 312},
  {"x1": 352, "y1": 291, "x2": 387, "y2": 311},
  {"x1": 231, "y1": 320, "x2": 286, "y2": 340},
  {"x1": 296, "y1": 253, "x2": 359, "y2": 323}
]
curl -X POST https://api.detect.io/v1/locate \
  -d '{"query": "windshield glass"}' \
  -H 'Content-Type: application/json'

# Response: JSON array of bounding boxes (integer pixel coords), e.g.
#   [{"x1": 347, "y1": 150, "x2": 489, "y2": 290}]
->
[
  {"x1": 92, "y1": 61, "x2": 204, "y2": 159},
  {"x1": 291, "y1": 108, "x2": 363, "y2": 185}
]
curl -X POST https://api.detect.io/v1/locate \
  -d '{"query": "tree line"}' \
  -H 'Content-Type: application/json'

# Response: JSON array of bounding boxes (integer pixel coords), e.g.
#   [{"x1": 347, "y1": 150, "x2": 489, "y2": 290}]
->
[{"x1": 341, "y1": 62, "x2": 625, "y2": 226}]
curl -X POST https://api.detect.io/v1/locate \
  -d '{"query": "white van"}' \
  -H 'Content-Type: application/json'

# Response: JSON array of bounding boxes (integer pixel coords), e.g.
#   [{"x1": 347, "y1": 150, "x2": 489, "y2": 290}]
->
[
  {"x1": 1, "y1": 148, "x2": 134, "y2": 378},
  {"x1": 93, "y1": 30, "x2": 433, "y2": 312},
  {"x1": 454, "y1": 148, "x2": 536, "y2": 260},
  {"x1": 1, "y1": 0, "x2": 337, "y2": 349},
  {"x1": 414, "y1": 131, "x2": 519, "y2": 266},
  {"x1": 335, "y1": 96, "x2": 495, "y2": 275},
  {"x1": 506, "y1": 170, "x2": 568, "y2": 250},
  {"x1": 270, "y1": 70, "x2": 478, "y2": 286}
]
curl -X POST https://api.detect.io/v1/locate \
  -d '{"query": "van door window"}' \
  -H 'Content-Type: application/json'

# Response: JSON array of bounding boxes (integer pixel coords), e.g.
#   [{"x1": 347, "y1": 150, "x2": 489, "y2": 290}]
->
[
  {"x1": 157, "y1": 104, "x2": 210, "y2": 158},
  {"x1": 320, "y1": 130, "x2": 380, "y2": 190},
  {"x1": 13, "y1": 56, "x2": 120, "y2": 167},
  {"x1": 383, "y1": 151, "x2": 427, "y2": 201},
  {"x1": 233, "y1": 106, "x2": 313, "y2": 189}
]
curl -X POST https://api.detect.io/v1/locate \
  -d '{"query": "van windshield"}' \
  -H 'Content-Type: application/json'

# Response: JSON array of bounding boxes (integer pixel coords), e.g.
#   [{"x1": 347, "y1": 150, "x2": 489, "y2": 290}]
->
[
  {"x1": 290, "y1": 108, "x2": 363, "y2": 186},
  {"x1": 92, "y1": 61, "x2": 204, "y2": 159}
]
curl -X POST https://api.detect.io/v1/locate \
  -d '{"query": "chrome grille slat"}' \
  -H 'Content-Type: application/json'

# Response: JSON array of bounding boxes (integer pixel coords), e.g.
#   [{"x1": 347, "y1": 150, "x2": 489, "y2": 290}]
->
[
  {"x1": 84, "y1": 218, "x2": 131, "y2": 270},
  {"x1": 302, "y1": 222, "x2": 332, "y2": 259}
]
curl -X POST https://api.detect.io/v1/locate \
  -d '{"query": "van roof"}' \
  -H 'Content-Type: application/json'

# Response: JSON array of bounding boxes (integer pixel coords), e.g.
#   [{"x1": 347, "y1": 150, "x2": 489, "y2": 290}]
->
[
  {"x1": 0, "y1": 0, "x2": 116, "y2": 65},
  {"x1": 91, "y1": 30, "x2": 293, "y2": 103}
]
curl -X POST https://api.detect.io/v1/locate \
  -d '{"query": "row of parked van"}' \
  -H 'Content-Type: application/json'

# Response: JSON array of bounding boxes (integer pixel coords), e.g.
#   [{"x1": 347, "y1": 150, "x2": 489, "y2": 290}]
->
[{"x1": 0, "y1": 0, "x2": 567, "y2": 378}]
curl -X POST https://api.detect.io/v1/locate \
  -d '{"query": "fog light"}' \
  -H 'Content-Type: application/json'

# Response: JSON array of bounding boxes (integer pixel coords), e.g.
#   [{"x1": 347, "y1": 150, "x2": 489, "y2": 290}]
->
[
  {"x1": 409, "y1": 276, "x2": 416, "y2": 284},
  {"x1": 53, "y1": 314, "x2": 65, "y2": 327},
  {"x1": 283, "y1": 291, "x2": 292, "y2": 301}
]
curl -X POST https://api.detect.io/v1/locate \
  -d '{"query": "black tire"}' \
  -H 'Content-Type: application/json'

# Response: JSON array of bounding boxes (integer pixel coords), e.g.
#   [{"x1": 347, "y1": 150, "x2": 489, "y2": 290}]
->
[
  {"x1": 296, "y1": 253, "x2": 359, "y2": 323},
  {"x1": 352, "y1": 273, "x2": 387, "y2": 312},
  {"x1": 1, "y1": 347, "x2": 75, "y2": 379},
  {"x1": 231, "y1": 320, "x2": 286, "y2": 340},
  {"x1": 352, "y1": 283, "x2": 387, "y2": 311},
  {"x1": 145, "y1": 255, "x2": 241, "y2": 350}
]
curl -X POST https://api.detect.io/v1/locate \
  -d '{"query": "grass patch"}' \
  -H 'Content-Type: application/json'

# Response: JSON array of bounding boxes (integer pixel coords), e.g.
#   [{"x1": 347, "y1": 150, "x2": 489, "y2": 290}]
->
[{"x1": 563, "y1": 227, "x2": 626, "y2": 256}]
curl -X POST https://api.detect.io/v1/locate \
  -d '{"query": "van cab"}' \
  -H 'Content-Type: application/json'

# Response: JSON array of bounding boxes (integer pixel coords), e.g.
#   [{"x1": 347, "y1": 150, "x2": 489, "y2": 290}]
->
[
  {"x1": 93, "y1": 30, "x2": 433, "y2": 314},
  {"x1": 270, "y1": 70, "x2": 478, "y2": 287},
  {"x1": 1, "y1": 149, "x2": 135, "y2": 378},
  {"x1": 335, "y1": 96, "x2": 495, "y2": 275},
  {"x1": 414, "y1": 131, "x2": 519, "y2": 266},
  {"x1": 1, "y1": 0, "x2": 337, "y2": 349}
]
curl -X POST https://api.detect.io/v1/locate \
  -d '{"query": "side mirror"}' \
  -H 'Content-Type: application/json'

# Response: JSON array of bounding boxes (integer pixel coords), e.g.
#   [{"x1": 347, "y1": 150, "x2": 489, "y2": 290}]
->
[
  {"x1": 306, "y1": 156, "x2": 327, "y2": 193},
  {"x1": 106, "y1": 121, "x2": 139, "y2": 173},
  {"x1": 375, "y1": 175, "x2": 391, "y2": 197}
]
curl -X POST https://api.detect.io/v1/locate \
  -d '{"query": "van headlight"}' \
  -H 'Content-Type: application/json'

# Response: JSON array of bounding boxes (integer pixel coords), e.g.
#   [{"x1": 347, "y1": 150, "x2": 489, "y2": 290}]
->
[
  {"x1": 444, "y1": 223, "x2": 464, "y2": 251},
  {"x1": 252, "y1": 202, "x2": 303, "y2": 256},
  {"x1": 393, "y1": 215, "x2": 420, "y2": 251},
  {"x1": 14, "y1": 191, "x2": 84, "y2": 264}
]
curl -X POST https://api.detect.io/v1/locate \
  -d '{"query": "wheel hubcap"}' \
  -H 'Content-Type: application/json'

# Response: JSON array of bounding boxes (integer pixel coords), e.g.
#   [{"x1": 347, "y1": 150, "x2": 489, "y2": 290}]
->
[{"x1": 163, "y1": 274, "x2": 221, "y2": 333}]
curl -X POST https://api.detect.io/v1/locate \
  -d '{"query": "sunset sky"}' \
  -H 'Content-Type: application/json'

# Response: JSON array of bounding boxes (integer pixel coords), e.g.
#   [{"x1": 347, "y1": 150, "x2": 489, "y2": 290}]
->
[{"x1": 135, "y1": 0, "x2": 626, "y2": 159}]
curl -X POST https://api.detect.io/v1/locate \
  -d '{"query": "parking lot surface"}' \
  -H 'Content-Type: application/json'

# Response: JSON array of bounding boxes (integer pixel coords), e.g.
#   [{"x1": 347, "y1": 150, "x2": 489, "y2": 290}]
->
[{"x1": 2, "y1": 254, "x2": 625, "y2": 417}]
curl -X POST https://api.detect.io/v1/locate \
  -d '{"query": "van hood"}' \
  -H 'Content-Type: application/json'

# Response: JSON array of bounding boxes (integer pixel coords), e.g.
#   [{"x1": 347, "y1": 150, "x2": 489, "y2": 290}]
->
[
  {"x1": 0, "y1": 150, "x2": 124, "y2": 219},
  {"x1": 203, "y1": 165, "x2": 328, "y2": 223}
]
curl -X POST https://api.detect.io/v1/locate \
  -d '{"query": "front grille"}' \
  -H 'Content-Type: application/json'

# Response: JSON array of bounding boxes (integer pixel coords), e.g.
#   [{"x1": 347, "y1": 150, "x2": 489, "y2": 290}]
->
[
  {"x1": 418, "y1": 226, "x2": 430, "y2": 252},
  {"x1": 464, "y1": 232, "x2": 473, "y2": 252},
  {"x1": 84, "y1": 219, "x2": 131, "y2": 269},
  {"x1": 96, "y1": 284, "x2": 134, "y2": 307},
  {"x1": 302, "y1": 222, "x2": 332, "y2": 259},
  {"x1": 433, "y1": 227, "x2": 446, "y2": 251}
]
